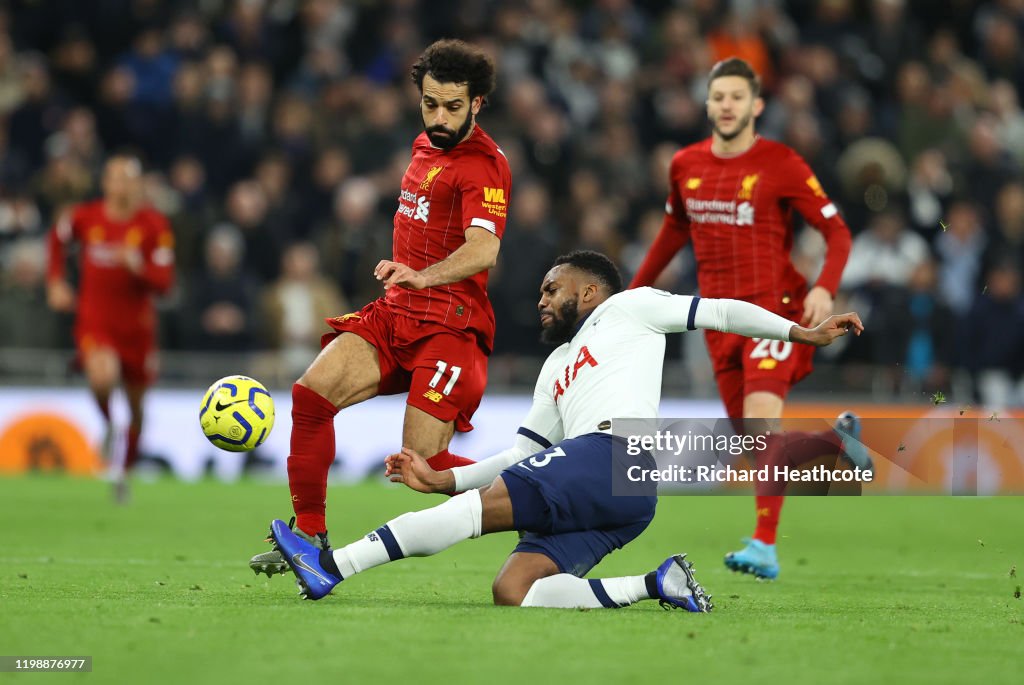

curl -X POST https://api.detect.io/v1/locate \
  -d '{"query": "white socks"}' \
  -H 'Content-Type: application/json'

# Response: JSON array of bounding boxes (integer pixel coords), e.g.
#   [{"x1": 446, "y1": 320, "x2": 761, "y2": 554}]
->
[
  {"x1": 521, "y1": 574, "x2": 652, "y2": 609},
  {"x1": 331, "y1": 489, "x2": 483, "y2": 578}
]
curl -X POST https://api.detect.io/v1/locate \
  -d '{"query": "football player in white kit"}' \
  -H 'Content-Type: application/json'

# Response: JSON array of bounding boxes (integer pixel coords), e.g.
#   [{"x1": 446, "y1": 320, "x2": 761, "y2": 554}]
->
[{"x1": 266, "y1": 251, "x2": 862, "y2": 610}]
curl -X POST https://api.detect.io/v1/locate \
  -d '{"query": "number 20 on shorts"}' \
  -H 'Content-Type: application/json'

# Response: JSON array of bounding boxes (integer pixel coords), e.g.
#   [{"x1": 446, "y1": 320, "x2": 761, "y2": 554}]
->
[{"x1": 749, "y1": 338, "x2": 793, "y2": 361}]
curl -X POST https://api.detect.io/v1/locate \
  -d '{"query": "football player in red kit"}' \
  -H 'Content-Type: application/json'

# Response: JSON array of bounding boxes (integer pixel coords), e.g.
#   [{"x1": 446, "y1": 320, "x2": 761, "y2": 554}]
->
[
  {"x1": 630, "y1": 58, "x2": 870, "y2": 579},
  {"x1": 47, "y1": 154, "x2": 176, "y2": 502},
  {"x1": 251, "y1": 39, "x2": 512, "y2": 575}
]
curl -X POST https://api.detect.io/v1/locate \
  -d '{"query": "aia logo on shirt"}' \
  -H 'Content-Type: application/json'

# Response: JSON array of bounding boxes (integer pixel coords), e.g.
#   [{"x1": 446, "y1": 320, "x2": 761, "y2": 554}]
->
[{"x1": 552, "y1": 346, "x2": 599, "y2": 403}]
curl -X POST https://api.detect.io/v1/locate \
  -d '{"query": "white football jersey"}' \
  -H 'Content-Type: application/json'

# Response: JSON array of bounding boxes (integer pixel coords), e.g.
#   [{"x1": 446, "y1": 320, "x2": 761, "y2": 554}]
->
[
  {"x1": 451, "y1": 286, "x2": 795, "y2": 490},
  {"x1": 520, "y1": 288, "x2": 700, "y2": 445}
]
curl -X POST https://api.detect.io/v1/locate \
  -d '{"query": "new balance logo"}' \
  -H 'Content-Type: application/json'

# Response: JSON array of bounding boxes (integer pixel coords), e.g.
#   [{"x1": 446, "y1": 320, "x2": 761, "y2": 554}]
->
[{"x1": 423, "y1": 389, "x2": 444, "y2": 403}]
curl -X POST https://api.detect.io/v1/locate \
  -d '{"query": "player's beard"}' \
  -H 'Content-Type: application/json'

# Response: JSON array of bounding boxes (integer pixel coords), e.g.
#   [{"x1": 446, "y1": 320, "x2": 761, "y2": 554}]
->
[
  {"x1": 711, "y1": 110, "x2": 753, "y2": 142},
  {"x1": 540, "y1": 297, "x2": 580, "y2": 346},
  {"x1": 424, "y1": 113, "x2": 475, "y2": 151}
]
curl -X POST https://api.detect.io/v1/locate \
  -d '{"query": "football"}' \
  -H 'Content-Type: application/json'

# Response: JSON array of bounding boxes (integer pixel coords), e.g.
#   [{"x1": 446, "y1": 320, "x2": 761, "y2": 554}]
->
[{"x1": 199, "y1": 375, "x2": 275, "y2": 452}]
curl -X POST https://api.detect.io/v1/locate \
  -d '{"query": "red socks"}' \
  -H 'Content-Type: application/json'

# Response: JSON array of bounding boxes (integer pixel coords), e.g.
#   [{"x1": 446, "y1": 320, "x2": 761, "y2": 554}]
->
[
  {"x1": 124, "y1": 426, "x2": 141, "y2": 471},
  {"x1": 287, "y1": 384, "x2": 340, "y2": 535},
  {"x1": 754, "y1": 495, "x2": 783, "y2": 545},
  {"x1": 426, "y1": 449, "x2": 476, "y2": 471},
  {"x1": 752, "y1": 429, "x2": 844, "y2": 545},
  {"x1": 426, "y1": 450, "x2": 475, "y2": 497}
]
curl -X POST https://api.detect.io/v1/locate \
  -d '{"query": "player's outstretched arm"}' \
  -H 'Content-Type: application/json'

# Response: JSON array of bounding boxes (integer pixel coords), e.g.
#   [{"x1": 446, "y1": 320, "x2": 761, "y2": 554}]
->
[
  {"x1": 789, "y1": 312, "x2": 863, "y2": 347},
  {"x1": 385, "y1": 447, "x2": 454, "y2": 493},
  {"x1": 375, "y1": 227, "x2": 500, "y2": 291}
]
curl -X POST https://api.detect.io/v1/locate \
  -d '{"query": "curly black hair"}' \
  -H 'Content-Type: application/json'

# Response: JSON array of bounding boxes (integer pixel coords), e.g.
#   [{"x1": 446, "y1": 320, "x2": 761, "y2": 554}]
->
[
  {"x1": 708, "y1": 57, "x2": 761, "y2": 97},
  {"x1": 410, "y1": 39, "x2": 496, "y2": 102},
  {"x1": 553, "y1": 250, "x2": 623, "y2": 294}
]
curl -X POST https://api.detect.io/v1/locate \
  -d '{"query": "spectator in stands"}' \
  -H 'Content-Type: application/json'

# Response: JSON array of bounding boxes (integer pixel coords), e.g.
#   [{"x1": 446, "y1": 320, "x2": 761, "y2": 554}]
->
[
  {"x1": 260, "y1": 241, "x2": 346, "y2": 377},
  {"x1": 963, "y1": 257, "x2": 1024, "y2": 410},
  {"x1": 0, "y1": 239, "x2": 57, "y2": 349},
  {"x1": 185, "y1": 224, "x2": 258, "y2": 352},
  {"x1": 490, "y1": 181, "x2": 560, "y2": 357},
  {"x1": 936, "y1": 201, "x2": 988, "y2": 317},
  {"x1": 316, "y1": 176, "x2": 390, "y2": 307}
]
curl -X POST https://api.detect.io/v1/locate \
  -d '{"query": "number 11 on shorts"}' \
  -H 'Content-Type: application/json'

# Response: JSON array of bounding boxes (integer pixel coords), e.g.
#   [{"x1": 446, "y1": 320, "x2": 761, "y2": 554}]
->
[{"x1": 429, "y1": 360, "x2": 462, "y2": 395}]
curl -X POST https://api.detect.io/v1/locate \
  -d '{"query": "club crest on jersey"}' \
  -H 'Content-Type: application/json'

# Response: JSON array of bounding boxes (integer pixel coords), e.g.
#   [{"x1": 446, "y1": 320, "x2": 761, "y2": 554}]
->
[
  {"x1": 552, "y1": 346, "x2": 599, "y2": 403},
  {"x1": 738, "y1": 174, "x2": 759, "y2": 200},
  {"x1": 420, "y1": 166, "x2": 444, "y2": 191}
]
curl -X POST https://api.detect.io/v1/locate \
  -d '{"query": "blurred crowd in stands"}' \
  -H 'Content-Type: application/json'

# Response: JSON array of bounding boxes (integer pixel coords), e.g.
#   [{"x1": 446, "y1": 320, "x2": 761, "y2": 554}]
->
[{"x1": 0, "y1": 0, "x2": 1022, "y2": 406}]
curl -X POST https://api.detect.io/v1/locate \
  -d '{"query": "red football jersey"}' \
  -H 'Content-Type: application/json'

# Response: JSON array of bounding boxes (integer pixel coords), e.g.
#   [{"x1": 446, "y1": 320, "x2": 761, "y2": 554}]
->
[
  {"x1": 47, "y1": 200, "x2": 175, "y2": 343},
  {"x1": 631, "y1": 137, "x2": 851, "y2": 308},
  {"x1": 388, "y1": 125, "x2": 512, "y2": 352}
]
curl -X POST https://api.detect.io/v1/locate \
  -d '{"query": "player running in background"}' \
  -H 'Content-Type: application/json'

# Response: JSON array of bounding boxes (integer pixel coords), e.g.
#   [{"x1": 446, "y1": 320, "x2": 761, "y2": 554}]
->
[
  {"x1": 250, "y1": 39, "x2": 512, "y2": 575},
  {"x1": 264, "y1": 251, "x2": 862, "y2": 607},
  {"x1": 629, "y1": 58, "x2": 868, "y2": 580},
  {"x1": 46, "y1": 154, "x2": 176, "y2": 502}
]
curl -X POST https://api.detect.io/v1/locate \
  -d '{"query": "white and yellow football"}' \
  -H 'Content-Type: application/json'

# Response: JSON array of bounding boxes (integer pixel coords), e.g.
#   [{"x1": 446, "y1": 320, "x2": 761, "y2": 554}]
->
[{"x1": 199, "y1": 375, "x2": 275, "y2": 452}]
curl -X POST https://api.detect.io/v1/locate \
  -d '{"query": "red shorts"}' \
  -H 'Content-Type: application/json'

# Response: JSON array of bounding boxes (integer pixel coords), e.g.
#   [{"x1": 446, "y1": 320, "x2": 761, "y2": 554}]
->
[
  {"x1": 75, "y1": 328, "x2": 158, "y2": 386},
  {"x1": 322, "y1": 299, "x2": 488, "y2": 433},
  {"x1": 704, "y1": 298, "x2": 814, "y2": 420}
]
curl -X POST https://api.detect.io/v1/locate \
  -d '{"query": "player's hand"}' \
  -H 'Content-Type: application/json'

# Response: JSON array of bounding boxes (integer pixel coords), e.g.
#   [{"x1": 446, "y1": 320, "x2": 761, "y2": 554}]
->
[
  {"x1": 374, "y1": 260, "x2": 428, "y2": 290},
  {"x1": 791, "y1": 312, "x2": 864, "y2": 347},
  {"x1": 46, "y1": 279, "x2": 76, "y2": 312},
  {"x1": 800, "y1": 286, "x2": 834, "y2": 327},
  {"x1": 118, "y1": 246, "x2": 144, "y2": 274},
  {"x1": 385, "y1": 446, "x2": 455, "y2": 493}
]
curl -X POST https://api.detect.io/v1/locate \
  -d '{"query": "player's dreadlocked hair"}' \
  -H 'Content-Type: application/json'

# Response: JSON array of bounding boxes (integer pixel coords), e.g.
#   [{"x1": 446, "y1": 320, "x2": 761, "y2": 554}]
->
[
  {"x1": 708, "y1": 57, "x2": 761, "y2": 98},
  {"x1": 553, "y1": 251, "x2": 623, "y2": 294},
  {"x1": 411, "y1": 39, "x2": 496, "y2": 103}
]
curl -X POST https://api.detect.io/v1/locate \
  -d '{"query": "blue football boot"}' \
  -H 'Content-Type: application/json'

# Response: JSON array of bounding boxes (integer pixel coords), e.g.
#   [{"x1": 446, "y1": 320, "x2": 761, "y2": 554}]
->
[
  {"x1": 834, "y1": 411, "x2": 873, "y2": 473},
  {"x1": 654, "y1": 554, "x2": 713, "y2": 612},
  {"x1": 269, "y1": 518, "x2": 341, "y2": 600},
  {"x1": 724, "y1": 538, "x2": 779, "y2": 580}
]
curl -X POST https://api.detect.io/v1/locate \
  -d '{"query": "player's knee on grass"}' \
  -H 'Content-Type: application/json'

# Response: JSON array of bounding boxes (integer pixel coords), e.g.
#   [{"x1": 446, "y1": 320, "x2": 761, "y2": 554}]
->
[{"x1": 492, "y1": 552, "x2": 559, "y2": 606}]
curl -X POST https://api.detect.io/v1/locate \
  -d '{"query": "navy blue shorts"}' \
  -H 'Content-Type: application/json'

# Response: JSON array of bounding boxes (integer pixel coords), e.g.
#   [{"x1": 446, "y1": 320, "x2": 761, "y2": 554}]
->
[{"x1": 499, "y1": 433, "x2": 657, "y2": 577}]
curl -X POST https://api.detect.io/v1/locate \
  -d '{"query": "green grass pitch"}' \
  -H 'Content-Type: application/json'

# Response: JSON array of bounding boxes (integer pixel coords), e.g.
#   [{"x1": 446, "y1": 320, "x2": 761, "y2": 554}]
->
[{"x1": 1, "y1": 476, "x2": 1021, "y2": 684}]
